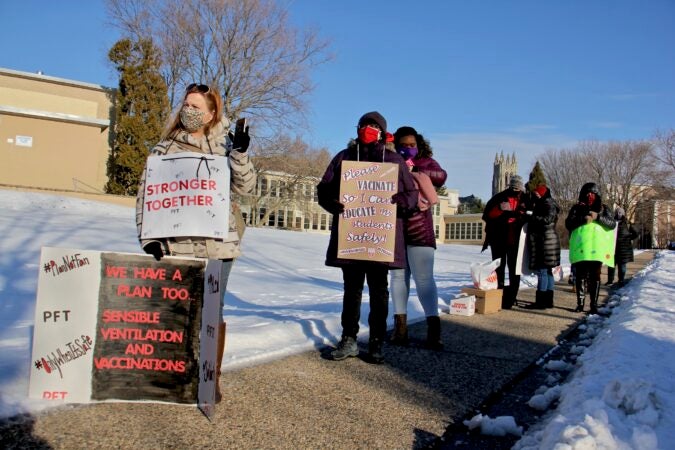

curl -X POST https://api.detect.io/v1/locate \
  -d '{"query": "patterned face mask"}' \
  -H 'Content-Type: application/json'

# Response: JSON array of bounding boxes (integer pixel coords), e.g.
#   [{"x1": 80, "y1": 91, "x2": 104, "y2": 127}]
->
[{"x1": 180, "y1": 107, "x2": 206, "y2": 133}]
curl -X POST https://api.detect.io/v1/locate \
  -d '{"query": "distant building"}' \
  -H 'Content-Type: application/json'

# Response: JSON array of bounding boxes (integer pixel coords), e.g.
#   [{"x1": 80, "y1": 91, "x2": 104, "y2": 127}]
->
[
  {"x1": 0, "y1": 67, "x2": 113, "y2": 196},
  {"x1": 492, "y1": 151, "x2": 518, "y2": 196}
]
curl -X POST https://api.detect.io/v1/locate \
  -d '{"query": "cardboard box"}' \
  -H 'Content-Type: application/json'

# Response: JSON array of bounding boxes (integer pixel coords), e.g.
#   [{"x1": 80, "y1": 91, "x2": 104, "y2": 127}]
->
[
  {"x1": 450, "y1": 295, "x2": 475, "y2": 316},
  {"x1": 460, "y1": 287, "x2": 502, "y2": 314}
]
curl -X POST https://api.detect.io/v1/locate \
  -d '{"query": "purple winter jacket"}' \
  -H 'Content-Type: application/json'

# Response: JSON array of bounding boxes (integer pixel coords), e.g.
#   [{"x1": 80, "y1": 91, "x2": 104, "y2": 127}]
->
[
  {"x1": 405, "y1": 157, "x2": 447, "y2": 248},
  {"x1": 317, "y1": 142, "x2": 419, "y2": 269}
]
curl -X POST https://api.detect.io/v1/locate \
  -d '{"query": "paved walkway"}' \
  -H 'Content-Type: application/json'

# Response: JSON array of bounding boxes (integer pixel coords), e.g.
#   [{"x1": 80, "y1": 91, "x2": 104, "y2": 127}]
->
[{"x1": 0, "y1": 252, "x2": 654, "y2": 449}]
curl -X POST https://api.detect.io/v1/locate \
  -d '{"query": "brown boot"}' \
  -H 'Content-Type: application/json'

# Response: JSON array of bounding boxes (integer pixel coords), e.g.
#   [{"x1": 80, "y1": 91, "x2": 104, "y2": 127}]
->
[
  {"x1": 215, "y1": 321, "x2": 226, "y2": 403},
  {"x1": 390, "y1": 314, "x2": 408, "y2": 346}
]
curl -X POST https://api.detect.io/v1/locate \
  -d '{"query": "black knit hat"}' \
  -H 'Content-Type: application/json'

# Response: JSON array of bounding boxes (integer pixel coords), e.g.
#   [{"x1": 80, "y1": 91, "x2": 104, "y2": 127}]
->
[{"x1": 358, "y1": 111, "x2": 387, "y2": 133}]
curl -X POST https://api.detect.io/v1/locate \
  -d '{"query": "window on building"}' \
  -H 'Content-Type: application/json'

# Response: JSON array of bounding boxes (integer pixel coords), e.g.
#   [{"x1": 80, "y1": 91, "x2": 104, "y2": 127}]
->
[
  {"x1": 320, "y1": 214, "x2": 327, "y2": 230},
  {"x1": 304, "y1": 215, "x2": 310, "y2": 230},
  {"x1": 295, "y1": 216, "x2": 302, "y2": 229},
  {"x1": 268, "y1": 212, "x2": 276, "y2": 227},
  {"x1": 260, "y1": 178, "x2": 268, "y2": 196},
  {"x1": 312, "y1": 213, "x2": 318, "y2": 230},
  {"x1": 435, "y1": 225, "x2": 439, "y2": 239},
  {"x1": 271, "y1": 180, "x2": 278, "y2": 197},
  {"x1": 445, "y1": 223, "x2": 451, "y2": 240},
  {"x1": 277, "y1": 210, "x2": 285, "y2": 227}
]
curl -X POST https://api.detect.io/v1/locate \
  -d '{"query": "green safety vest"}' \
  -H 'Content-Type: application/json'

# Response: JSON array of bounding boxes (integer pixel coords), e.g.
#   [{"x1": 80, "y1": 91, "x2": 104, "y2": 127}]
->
[{"x1": 569, "y1": 222, "x2": 615, "y2": 267}]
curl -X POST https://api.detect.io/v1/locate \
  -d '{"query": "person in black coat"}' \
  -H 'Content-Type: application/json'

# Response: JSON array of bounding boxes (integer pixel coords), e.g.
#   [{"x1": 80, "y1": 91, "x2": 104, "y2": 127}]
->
[
  {"x1": 565, "y1": 182, "x2": 616, "y2": 313},
  {"x1": 526, "y1": 184, "x2": 561, "y2": 309},
  {"x1": 482, "y1": 175, "x2": 529, "y2": 309},
  {"x1": 607, "y1": 207, "x2": 638, "y2": 285},
  {"x1": 317, "y1": 111, "x2": 418, "y2": 364}
]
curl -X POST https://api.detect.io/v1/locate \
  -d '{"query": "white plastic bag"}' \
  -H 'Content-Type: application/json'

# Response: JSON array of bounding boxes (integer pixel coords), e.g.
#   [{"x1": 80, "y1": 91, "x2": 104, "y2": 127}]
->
[{"x1": 470, "y1": 258, "x2": 500, "y2": 290}]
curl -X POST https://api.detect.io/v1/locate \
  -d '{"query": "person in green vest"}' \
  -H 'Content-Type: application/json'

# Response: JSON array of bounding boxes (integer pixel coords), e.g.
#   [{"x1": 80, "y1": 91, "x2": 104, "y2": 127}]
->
[{"x1": 565, "y1": 182, "x2": 616, "y2": 314}]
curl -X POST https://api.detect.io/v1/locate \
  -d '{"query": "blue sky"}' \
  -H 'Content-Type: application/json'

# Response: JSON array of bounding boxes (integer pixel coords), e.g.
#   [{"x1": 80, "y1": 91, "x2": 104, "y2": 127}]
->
[{"x1": 1, "y1": 0, "x2": 673, "y2": 201}]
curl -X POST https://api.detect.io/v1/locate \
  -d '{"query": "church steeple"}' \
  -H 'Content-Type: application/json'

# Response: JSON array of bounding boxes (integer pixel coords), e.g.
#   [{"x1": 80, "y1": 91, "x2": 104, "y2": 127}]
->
[{"x1": 492, "y1": 151, "x2": 519, "y2": 196}]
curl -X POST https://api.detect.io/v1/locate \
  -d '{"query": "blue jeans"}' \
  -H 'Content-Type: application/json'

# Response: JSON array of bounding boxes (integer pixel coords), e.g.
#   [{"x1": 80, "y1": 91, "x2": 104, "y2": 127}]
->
[
  {"x1": 536, "y1": 268, "x2": 554, "y2": 291},
  {"x1": 390, "y1": 245, "x2": 438, "y2": 317}
]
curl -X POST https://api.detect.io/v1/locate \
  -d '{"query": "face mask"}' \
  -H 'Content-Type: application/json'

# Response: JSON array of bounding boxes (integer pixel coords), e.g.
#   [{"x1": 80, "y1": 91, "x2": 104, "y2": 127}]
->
[
  {"x1": 357, "y1": 125, "x2": 381, "y2": 144},
  {"x1": 397, "y1": 146, "x2": 418, "y2": 160},
  {"x1": 585, "y1": 192, "x2": 596, "y2": 206},
  {"x1": 180, "y1": 107, "x2": 206, "y2": 133}
]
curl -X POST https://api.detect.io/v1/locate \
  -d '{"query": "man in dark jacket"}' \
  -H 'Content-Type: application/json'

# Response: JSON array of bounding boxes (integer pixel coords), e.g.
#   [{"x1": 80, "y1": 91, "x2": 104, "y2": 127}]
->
[
  {"x1": 317, "y1": 111, "x2": 418, "y2": 364},
  {"x1": 482, "y1": 175, "x2": 529, "y2": 309}
]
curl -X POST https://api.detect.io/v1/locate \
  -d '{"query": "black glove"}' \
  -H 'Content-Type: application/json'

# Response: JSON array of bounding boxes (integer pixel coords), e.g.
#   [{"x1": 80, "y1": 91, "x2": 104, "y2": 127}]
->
[
  {"x1": 143, "y1": 242, "x2": 163, "y2": 261},
  {"x1": 332, "y1": 200, "x2": 345, "y2": 215},
  {"x1": 391, "y1": 192, "x2": 406, "y2": 207},
  {"x1": 233, "y1": 126, "x2": 250, "y2": 152}
]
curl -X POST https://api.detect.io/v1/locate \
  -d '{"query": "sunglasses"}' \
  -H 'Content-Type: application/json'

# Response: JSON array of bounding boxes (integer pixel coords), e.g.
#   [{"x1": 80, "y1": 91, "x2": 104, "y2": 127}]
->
[{"x1": 186, "y1": 83, "x2": 210, "y2": 94}]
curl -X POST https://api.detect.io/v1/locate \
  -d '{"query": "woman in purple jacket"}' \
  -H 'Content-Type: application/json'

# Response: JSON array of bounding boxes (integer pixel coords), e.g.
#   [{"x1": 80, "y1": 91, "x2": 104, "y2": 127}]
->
[{"x1": 389, "y1": 126, "x2": 447, "y2": 349}]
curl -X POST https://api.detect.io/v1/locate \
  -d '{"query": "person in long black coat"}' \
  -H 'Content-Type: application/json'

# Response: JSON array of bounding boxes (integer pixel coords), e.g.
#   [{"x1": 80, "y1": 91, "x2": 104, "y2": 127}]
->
[
  {"x1": 607, "y1": 207, "x2": 638, "y2": 285},
  {"x1": 526, "y1": 184, "x2": 561, "y2": 309}
]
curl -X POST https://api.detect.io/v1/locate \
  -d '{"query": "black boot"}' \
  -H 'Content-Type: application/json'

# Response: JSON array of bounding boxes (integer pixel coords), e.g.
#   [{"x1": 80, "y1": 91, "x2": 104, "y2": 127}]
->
[
  {"x1": 390, "y1": 314, "x2": 408, "y2": 346},
  {"x1": 501, "y1": 286, "x2": 514, "y2": 310},
  {"x1": 606, "y1": 267, "x2": 615, "y2": 286},
  {"x1": 544, "y1": 290, "x2": 554, "y2": 309},
  {"x1": 575, "y1": 278, "x2": 585, "y2": 312},
  {"x1": 368, "y1": 338, "x2": 384, "y2": 364},
  {"x1": 525, "y1": 290, "x2": 546, "y2": 309},
  {"x1": 426, "y1": 316, "x2": 443, "y2": 350},
  {"x1": 589, "y1": 280, "x2": 601, "y2": 314}
]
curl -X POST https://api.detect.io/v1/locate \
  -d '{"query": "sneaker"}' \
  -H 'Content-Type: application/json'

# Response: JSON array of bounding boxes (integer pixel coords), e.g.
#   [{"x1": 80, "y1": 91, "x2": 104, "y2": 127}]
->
[
  {"x1": 368, "y1": 339, "x2": 384, "y2": 364},
  {"x1": 331, "y1": 336, "x2": 358, "y2": 361}
]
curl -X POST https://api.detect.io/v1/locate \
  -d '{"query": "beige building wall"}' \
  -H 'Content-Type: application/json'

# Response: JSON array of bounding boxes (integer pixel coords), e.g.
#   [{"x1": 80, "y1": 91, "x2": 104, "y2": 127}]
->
[{"x1": 0, "y1": 68, "x2": 113, "y2": 194}]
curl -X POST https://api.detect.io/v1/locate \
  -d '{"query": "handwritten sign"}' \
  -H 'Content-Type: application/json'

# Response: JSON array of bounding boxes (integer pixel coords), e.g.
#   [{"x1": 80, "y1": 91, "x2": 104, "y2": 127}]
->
[
  {"x1": 337, "y1": 161, "x2": 398, "y2": 262},
  {"x1": 141, "y1": 152, "x2": 230, "y2": 240},
  {"x1": 29, "y1": 247, "x2": 221, "y2": 416}
]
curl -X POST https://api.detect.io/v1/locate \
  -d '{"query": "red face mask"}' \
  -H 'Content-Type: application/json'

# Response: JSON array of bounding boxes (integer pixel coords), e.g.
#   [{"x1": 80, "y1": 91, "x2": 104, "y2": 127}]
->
[
  {"x1": 357, "y1": 125, "x2": 381, "y2": 144},
  {"x1": 585, "y1": 192, "x2": 596, "y2": 206}
]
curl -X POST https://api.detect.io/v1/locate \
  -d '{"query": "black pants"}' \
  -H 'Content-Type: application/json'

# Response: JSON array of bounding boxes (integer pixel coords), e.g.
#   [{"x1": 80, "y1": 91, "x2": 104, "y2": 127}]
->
[
  {"x1": 340, "y1": 266, "x2": 389, "y2": 341},
  {"x1": 575, "y1": 260, "x2": 602, "y2": 303},
  {"x1": 491, "y1": 244, "x2": 521, "y2": 300}
]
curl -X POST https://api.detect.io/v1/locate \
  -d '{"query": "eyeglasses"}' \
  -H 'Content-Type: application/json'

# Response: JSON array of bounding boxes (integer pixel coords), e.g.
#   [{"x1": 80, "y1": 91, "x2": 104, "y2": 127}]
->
[{"x1": 186, "y1": 83, "x2": 210, "y2": 94}]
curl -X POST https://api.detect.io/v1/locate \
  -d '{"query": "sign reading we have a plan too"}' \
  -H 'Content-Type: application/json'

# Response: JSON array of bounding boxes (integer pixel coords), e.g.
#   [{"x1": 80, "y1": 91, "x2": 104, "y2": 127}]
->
[
  {"x1": 338, "y1": 160, "x2": 399, "y2": 263},
  {"x1": 29, "y1": 247, "x2": 222, "y2": 417}
]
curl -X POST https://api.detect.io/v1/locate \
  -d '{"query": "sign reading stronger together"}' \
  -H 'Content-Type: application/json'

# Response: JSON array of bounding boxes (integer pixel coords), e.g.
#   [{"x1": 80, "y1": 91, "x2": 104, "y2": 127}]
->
[{"x1": 337, "y1": 161, "x2": 398, "y2": 262}]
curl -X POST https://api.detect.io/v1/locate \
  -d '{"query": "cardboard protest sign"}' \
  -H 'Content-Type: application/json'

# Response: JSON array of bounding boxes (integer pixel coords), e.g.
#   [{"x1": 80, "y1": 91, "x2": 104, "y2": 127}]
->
[
  {"x1": 140, "y1": 152, "x2": 230, "y2": 240},
  {"x1": 337, "y1": 161, "x2": 398, "y2": 262},
  {"x1": 29, "y1": 247, "x2": 221, "y2": 417}
]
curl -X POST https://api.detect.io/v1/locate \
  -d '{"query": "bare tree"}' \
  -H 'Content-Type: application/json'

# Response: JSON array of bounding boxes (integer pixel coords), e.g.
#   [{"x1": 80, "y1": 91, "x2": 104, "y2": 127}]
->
[
  {"x1": 243, "y1": 135, "x2": 331, "y2": 227},
  {"x1": 539, "y1": 148, "x2": 592, "y2": 212},
  {"x1": 106, "y1": 0, "x2": 331, "y2": 133},
  {"x1": 652, "y1": 129, "x2": 675, "y2": 189}
]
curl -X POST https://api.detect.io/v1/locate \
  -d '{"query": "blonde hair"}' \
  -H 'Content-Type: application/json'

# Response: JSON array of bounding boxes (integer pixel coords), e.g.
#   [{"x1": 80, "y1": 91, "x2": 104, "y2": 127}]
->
[{"x1": 161, "y1": 84, "x2": 223, "y2": 140}]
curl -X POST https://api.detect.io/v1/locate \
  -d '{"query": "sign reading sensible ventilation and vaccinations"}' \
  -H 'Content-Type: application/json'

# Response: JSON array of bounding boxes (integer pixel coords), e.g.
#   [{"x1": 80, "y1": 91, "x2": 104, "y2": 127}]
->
[
  {"x1": 29, "y1": 247, "x2": 222, "y2": 419},
  {"x1": 141, "y1": 152, "x2": 230, "y2": 240},
  {"x1": 337, "y1": 161, "x2": 398, "y2": 263}
]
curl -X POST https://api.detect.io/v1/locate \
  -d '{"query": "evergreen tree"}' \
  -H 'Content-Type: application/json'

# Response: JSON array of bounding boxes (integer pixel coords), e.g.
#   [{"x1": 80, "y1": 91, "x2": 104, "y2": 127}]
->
[
  {"x1": 527, "y1": 161, "x2": 547, "y2": 193},
  {"x1": 106, "y1": 38, "x2": 169, "y2": 195}
]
